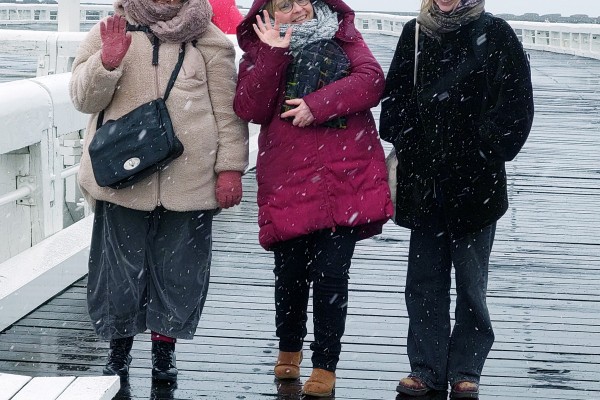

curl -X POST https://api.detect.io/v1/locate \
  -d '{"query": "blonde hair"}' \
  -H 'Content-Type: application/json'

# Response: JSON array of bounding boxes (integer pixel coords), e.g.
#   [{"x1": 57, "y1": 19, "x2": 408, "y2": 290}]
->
[{"x1": 420, "y1": 0, "x2": 461, "y2": 13}]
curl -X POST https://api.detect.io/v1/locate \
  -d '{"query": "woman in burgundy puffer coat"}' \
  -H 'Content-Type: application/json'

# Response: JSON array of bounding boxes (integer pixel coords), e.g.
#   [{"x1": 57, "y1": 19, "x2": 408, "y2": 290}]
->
[{"x1": 234, "y1": 0, "x2": 393, "y2": 396}]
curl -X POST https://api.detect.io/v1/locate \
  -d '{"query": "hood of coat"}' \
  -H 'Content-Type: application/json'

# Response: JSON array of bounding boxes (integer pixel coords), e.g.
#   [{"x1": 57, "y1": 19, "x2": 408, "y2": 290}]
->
[{"x1": 237, "y1": 0, "x2": 360, "y2": 52}]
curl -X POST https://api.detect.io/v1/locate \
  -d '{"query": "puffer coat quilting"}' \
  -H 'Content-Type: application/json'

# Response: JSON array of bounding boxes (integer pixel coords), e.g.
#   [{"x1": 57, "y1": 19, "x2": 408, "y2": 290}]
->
[{"x1": 235, "y1": 0, "x2": 393, "y2": 249}]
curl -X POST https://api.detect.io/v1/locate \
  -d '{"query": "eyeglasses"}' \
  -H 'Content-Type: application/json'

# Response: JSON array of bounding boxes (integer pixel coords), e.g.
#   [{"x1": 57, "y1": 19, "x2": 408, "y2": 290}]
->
[{"x1": 274, "y1": 0, "x2": 310, "y2": 14}]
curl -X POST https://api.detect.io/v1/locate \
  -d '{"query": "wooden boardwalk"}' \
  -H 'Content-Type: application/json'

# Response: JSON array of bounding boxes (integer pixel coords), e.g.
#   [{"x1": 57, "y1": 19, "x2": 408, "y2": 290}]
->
[{"x1": 1, "y1": 34, "x2": 599, "y2": 400}]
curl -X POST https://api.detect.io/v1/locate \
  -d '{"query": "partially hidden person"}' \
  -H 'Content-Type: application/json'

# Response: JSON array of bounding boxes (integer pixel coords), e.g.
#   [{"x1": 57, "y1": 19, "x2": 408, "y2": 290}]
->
[{"x1": 209, "y1": 0, "x2": 244, "y2": 34}]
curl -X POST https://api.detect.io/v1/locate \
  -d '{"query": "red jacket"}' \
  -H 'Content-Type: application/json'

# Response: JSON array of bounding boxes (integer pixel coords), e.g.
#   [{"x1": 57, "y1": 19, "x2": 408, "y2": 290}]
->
[
  {"x1": 235, "y1": 0, "x2": 393, "y2": 250},
  {"x1": 209, "y1": 0, "x2": 243, "y2": 34}
]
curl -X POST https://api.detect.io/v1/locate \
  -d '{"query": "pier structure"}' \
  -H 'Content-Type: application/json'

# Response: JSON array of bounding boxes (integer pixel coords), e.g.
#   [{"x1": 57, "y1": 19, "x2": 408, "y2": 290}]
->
[{"x1": 0, "y1": 4, "x2": 599, "y2": 399}]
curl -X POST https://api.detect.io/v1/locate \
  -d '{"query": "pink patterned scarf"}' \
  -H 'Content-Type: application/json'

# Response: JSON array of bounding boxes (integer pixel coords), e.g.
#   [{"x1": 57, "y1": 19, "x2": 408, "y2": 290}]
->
[{"x1": 114, "y1": 0, "x2": 213, "y2": 43}]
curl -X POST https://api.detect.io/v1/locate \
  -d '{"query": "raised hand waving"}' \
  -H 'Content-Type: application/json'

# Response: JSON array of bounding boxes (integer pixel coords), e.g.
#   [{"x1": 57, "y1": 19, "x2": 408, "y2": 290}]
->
[
  {"x1": 100, "y1": 15, "x2": 132, "y2": 71},
  {"x1": 253, "y1": 10, "x2": 293, "y2": 49}
]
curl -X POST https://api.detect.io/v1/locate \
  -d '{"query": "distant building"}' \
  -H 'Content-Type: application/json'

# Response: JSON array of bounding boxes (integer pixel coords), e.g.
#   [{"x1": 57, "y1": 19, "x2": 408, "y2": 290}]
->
[
  {"x1": 2, "y1": 0, "x2": 58, "y2": 3},
  {"x1": 496, "y1": 12, "x2": 598, "y2": 24}
]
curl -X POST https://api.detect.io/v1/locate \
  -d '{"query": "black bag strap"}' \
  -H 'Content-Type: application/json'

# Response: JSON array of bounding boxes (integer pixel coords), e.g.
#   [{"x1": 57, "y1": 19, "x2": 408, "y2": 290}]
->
[
  {"x1": 126, "y1": 23, "x2": 160, "y2": 64},
  {"x1": 125, "y1": 23, "x2": 187, "y2": 97},
  {"x1": 96, "y1": 34, "x2": 188, "y2": 130},
  {"x1": 164, "y1": 42, "x2": 186, "y2": 101},
  {"x1": 126, "y1": 23, "x2": 150, "y2": 33}
]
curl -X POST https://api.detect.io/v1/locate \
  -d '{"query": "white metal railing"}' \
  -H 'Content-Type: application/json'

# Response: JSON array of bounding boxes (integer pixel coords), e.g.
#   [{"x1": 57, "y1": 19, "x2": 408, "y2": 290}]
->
[
  {"x1": 0, "y1": 34, "x2": 250, "y2": 264},
  {"x1": 356, "y1": 13, "x2": 600, "y2": 59},
  {"x1": 355, "y1": 13, "x2": 412, "y2": 36},
  {"x1": 0, "y1": 74, "x2": 88, "y2": 263},
  {"x1": 3, "y1": 5, "x2": 600, "y2": 59},
  {"x1": 510, "y1": 21, "x2": 600, "y2": 59},
  {"x1": 0, "y1": 30, "x2": 85, "y2": 76},
  {"x1": 0, "y1": 183, "x2": 35, "y2": 207}
]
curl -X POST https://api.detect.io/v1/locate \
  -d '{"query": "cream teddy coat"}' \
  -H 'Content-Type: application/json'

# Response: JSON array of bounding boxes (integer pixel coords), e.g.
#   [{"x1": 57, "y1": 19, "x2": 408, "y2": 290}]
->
[{"x1": 70, "y1": 20, "x2": 248, "y2": 212}]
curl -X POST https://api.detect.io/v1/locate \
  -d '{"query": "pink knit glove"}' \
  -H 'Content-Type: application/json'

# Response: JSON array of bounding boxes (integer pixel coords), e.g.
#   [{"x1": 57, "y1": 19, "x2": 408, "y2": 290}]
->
[
  {"x1": 216, "y1": 171, "x2": 243, "y2": 209},
  {"x1": 100, "y1": 15, "x2": 131, "y2": 70}
]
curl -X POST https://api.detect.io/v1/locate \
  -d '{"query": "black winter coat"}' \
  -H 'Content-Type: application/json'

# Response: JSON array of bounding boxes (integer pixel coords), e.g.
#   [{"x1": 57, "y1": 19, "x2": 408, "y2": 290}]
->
[{"x1": 380, "y1": 13, "x2": 534, "y2": 237}]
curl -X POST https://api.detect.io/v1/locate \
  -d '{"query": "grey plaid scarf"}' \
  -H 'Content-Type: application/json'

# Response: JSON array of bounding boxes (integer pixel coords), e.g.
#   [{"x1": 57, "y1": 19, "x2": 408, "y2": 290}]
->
[{"x1": 417, "y1": 0, "x2": 485, "y2": 40}]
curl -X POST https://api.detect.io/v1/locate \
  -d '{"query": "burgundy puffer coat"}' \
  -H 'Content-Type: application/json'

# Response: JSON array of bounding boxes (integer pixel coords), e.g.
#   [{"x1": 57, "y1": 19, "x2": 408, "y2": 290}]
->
[{"x1": 234, "y1": 0, "x2": 393, "y2": 250}]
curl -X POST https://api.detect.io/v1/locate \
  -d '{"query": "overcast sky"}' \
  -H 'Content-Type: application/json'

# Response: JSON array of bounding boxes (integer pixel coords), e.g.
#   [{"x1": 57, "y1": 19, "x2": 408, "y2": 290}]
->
[
  {"x1": 84, "y1": 0, "x2": 600, "y2": 17},
  {"x1": 260, "y1": 0, "x2": 600, "y2": 16}
]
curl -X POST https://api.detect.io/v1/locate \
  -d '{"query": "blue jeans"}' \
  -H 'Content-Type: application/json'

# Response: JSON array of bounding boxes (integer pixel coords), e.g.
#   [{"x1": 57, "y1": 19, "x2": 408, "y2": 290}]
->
[
  {"x1": 272, "y1": 227, "x2": 357, "y2": 372},
  {"x1": 405, "y1": 219, "x2": 496, "y2": 390}
]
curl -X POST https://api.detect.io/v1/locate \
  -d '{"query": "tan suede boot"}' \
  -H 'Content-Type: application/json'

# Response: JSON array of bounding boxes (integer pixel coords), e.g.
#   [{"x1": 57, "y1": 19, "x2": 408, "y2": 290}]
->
[
  {"x1": 302, "y1": 368, "x2": 336, "y2": 397},
  {"x1": 274, "y1": 351, "x2": 302, "y2": 380}
]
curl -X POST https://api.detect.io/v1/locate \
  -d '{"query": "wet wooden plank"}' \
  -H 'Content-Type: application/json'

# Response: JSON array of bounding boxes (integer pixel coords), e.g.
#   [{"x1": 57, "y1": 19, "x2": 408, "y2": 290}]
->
[
  {"x1": 10, "y1": 305, "x2": 600, "y2": 344},
  {"x1": 21, "y1": 293, "x2": 600, "y2": 329},
  {"x1": 1, "y1": 339, "x2": 597, "y2": 382},
  {"x1": 1, "y1": 281, "x2": 599, "y2": 397}
]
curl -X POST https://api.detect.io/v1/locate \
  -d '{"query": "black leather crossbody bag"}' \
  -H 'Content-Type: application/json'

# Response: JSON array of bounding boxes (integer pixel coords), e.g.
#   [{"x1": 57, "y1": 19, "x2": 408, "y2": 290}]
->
[{"x1": 88, "y1": 33, "x2": 186, "y2": 189}]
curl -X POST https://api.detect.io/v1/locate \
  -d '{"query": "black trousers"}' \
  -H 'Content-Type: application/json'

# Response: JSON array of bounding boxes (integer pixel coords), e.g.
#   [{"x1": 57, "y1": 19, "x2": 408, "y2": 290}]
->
[
  {"x1": 87, "y1": 201, "x2": 214, "y2": 340},
  {"x1": 273, "y1": 227, "x2": 357, "y2": 372}
]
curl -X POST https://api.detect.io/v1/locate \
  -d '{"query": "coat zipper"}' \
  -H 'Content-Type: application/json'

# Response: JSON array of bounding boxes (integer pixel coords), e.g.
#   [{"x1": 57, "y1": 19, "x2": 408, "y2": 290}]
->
[
  {"x1": 314, "y1": 131, "x2": 336, "y2": 230},
  {"x1": 154, "y1": 63, "x2": 161, "y2": 206}
]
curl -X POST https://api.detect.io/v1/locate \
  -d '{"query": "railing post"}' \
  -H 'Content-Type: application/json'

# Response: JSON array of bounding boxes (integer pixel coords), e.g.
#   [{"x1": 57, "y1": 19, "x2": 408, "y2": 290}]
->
[
  {"x1": 29, "y1": 128, "x2": 64, "y2": 243},
  {"x1": 58, "y1": 0, "x2": 80, "y2": 32}
]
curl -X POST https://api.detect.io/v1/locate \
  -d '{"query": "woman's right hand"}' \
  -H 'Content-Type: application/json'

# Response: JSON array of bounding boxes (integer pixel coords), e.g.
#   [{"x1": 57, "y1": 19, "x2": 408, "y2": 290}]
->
[
  {"x1": 253, "y1": 10, "x2": 293, "y2": 49},
  {"x1": 100, "y1": 15, "x2": 131, "y2": 71}
]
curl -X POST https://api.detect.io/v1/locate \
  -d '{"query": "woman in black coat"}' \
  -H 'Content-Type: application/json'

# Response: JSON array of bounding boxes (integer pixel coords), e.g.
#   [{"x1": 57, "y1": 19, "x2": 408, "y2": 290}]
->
[{"x1": 380, "y1": 0, "x2": 534, "y2": 397}]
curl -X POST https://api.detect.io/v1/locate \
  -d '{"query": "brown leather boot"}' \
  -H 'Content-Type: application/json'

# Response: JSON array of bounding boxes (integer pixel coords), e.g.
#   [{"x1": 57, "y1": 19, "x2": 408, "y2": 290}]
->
[
  {"x1": 451, "y1": 380, "x2": 479, "y2": 399},
  {"x1": 274, "y1": 351, "x2": 302, "y2": 380},
  {"x1": 396, "y1": 376, "x2": 431, "y2": 396},
  {"x1": 302, "y1": 368, "x2": 336, "y2": 397}
]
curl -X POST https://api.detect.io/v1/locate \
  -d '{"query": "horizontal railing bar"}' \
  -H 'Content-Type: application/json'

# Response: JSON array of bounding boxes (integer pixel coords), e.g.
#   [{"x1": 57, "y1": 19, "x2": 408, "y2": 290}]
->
[
  {"x1": 0, "y1": 165, "x2": 78, "y2": 207},
  {"x1": 0, "y1": 186, "x2": 34, "y2": 207},
  {"x1": 60, "y1": 165, "x2": 79, "y2": 180}
]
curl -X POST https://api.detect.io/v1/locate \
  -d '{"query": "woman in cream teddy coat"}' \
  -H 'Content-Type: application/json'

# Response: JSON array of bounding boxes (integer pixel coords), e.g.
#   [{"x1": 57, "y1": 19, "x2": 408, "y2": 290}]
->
[{"x1": 70, "y1": 0, "x2": 248, "y2": 382}]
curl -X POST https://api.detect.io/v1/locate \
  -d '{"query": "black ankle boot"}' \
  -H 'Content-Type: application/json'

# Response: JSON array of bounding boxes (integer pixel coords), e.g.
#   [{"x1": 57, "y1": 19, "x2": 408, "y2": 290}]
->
[
  {"x1": 103, "y1": 336, "x2": 134, "y2": 378},
  {"x1": 152, "y1": 341, "x2": 178, "y2": 382}
]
